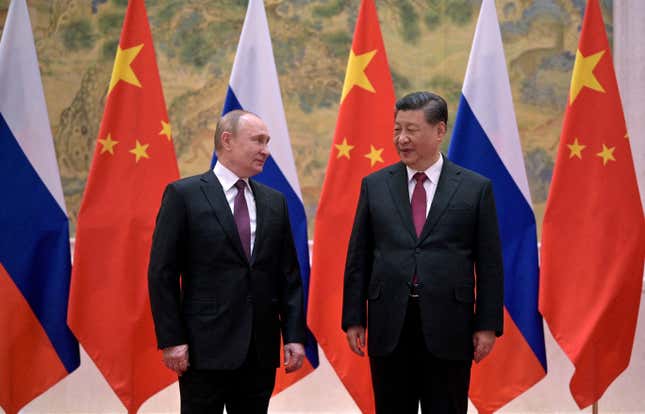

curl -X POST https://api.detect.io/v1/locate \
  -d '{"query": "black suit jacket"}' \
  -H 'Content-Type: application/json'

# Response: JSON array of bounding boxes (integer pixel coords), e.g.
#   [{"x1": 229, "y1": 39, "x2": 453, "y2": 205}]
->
[
  {"x1": 148, "y1": 171, "x2": 306, "y2": 370},
  {"x1": 342, "y1": 158, "x2": 504, "y2": 360}
]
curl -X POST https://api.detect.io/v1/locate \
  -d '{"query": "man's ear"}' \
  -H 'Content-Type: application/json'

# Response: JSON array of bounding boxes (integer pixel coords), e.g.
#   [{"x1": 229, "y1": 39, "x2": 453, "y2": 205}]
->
[
  {"x1": 221, "y1": 131, "x2": 233, "y2": 151},
  {"x1": 437, "y1": 121, "x2": 447, "y2": 141}
]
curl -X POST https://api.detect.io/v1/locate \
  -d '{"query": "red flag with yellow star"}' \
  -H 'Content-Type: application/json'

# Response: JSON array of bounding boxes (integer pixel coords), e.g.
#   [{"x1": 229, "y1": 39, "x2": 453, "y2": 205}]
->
[
  {"x1": 67, "y1": 0, "x2": 178, "y2": 412},
  {"x1": 307, "y1": 1, "x2": 396, "y2": 412},
  {"x1": 539, "y1": 0, "x2": 645, "y2": 408}
]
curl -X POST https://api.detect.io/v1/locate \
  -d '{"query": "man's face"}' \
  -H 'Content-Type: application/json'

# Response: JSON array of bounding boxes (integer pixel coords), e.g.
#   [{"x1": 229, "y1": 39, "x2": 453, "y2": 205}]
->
[
  {"x1": 394, "y1": 109, "x2": 445, "y2": 171},
  {"x1": 222, "y1": 114, "x2": 270, "y2": 178}
]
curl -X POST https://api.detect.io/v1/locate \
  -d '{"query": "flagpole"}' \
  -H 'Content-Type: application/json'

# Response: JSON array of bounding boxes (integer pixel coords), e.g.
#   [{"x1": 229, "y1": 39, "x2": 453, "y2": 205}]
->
[{"x1": 593, "y1": 402, "x2": 599, "y2": 414}]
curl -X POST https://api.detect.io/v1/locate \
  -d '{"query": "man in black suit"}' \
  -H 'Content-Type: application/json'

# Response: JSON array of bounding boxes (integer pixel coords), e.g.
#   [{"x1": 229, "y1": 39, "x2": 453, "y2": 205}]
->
[
  {"x1": 342, "y1": 91, "x2": 504, "y2": 413},
  {"x1": 148, "y1": 110, "x2": 306, "y2": 414}
]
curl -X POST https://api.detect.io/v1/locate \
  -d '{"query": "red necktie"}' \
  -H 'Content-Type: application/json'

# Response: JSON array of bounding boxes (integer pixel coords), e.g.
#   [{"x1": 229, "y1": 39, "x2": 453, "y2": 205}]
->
[
  {"x1": 234, "y1": 180, "x2": 251, "y2": 259},
  {"x1": 411, "y1": 172, "x2": 427, "y2": 237}
]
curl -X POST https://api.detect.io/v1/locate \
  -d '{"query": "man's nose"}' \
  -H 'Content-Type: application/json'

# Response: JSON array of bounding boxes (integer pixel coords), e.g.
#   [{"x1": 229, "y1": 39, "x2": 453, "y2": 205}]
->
[{"x1": 396, "y1": 133, "x2": 410, "y2": 144}]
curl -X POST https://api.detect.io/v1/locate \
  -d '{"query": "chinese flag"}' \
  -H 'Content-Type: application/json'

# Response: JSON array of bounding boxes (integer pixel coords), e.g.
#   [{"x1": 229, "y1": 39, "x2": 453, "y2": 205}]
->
[
  {"x1": 67, "y1": 0, "x2": 179, "y2": 412},
  {"x1": 307, "y1": 1, "x2": 397, "y2": 412},
  {"x1": 539, "y1": 0, "x2": 645, "y2": 408}
]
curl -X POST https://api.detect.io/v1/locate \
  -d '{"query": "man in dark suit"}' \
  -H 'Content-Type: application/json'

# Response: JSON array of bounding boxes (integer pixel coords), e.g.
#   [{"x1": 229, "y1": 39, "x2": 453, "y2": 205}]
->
[
  {"x1": 342, "y1": 91, "x2": 504, "y2": 413},
  {"x1": 148, "y1": 110, "x2": 306, "y2": 414}
]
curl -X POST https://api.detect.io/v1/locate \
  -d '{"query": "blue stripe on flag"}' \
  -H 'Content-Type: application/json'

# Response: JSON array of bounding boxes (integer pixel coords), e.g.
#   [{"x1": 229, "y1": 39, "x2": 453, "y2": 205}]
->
[
  {"x1": 0, "y1": 113, "x2": 79, "y2": 372},
  {"x1": 221, "y1": 87, "x2": 243, "y2": 117},
  {"x1": 449, "y1": 96, "x2": 546, "y2": 368},
  {"x1": 210, "y1": 88, "x2": 319, "y2": 367}
]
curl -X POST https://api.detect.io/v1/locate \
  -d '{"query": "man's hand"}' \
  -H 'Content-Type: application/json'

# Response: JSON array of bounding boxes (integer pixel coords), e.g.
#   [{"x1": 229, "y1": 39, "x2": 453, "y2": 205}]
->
[
  {"x1": 162, "y1": 344, "x2": 189, "y2": 375},
  {"x1": 346, "y1": 326, "x2": 366, "y2": 357},
  {"x1": 473, "y1": 330, "x2": 496, "y2": 363},
  {"x1": 284, "y1": 342, "x2": 305, "y2": 373}
]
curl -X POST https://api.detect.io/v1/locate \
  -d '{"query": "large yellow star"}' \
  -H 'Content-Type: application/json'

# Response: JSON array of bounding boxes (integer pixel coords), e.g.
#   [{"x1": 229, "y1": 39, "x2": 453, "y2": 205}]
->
[
  {"x1": 364, "y1": 145, "x2": 384, "y2": 167},
  {"x1": 159, "y1": 120, "x2": 172, "y2": 141},
  {"x1": 108, "y1": 44, "x2": 144, "y2": 95},
  {"x1": 335, "y1": 138, "x2": 355, "y2": 159},
  {"x1": 596, "y1": 144, "x2": 615, "y2": 166},
  {"x1": 98, "y1": 133, "x2": 119, "y2": 155},
  {"x1": 341, "y1": 49, "x2": 377, "y2": 103},
  {"x1": 567, "y1": 138, "x2": 586, "y2": 159},
  {"x1": 129, "y1": 140, "x2": 150, "y2": 163},
  {"x1": 569, "y1": 49, "x2": 605, "y2": 104}
]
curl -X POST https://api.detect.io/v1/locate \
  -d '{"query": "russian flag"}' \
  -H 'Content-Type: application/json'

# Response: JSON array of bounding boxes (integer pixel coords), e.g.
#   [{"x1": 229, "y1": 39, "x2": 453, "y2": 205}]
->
[
  {"x1": 447, "y1": 0, "x2": 546, "y2": 412},
  {"x1": 0, "y1": 1, "x2": 79, "y2": 413},
  {"x1": 210, "y1": 0, "x2": 319, "y2": 392}
]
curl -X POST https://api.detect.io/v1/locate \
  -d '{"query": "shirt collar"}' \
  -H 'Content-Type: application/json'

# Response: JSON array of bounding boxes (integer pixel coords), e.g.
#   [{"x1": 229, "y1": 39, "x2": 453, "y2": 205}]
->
[
  {"x1": 406, "y1": 153, "x2": 444, "y2": 184},
  {"x1": 213, "y1": 161, "x2": 249, "y2": 191}
]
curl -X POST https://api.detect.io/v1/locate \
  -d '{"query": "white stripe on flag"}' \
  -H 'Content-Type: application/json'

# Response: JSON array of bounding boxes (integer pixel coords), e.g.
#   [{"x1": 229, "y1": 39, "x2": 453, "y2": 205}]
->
[
  {"x1": 0, "y1": 0, "x2": 66, "y2": 213},
  {"x1": 461, "y1": 0, "x2": 532, "y2": 205},
  {"x1": 228, "y1": 0, "x2": 302, "y2": 199}
]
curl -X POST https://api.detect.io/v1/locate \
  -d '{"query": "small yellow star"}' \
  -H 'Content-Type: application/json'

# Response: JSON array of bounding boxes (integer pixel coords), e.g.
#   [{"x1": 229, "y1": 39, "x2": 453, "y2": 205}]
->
[
  {"x1": 341, "y1": 49, "x2": 377, "y2": 103},
  {"x1": 596, "y1": 144, "x2": 616, "y2": 166},
  {"x1": 335, "y1": 138, "x2": 355, "y2": 159},
  {"x1": 108, "y1": 44, "x2": 144, "y2": 95},
  {"x1": 569, "y1": 49, "x2": 605, "y2": 104},
  {"x1": 625, "y1": 132, "x2": 629, "y2": 140},
  {"x1": 364, "y1": 145, "x2": 384, "y2": 167},
  {"x1": 159, "y1": 120, "x2": 172, "y2": 141},
  {"x1": 98, "y1": 133, "x2": 119, "y2": 155},
  {"x1": 567, "y1": 138, "x2": 586, "y2": 159},
  {"x1": 129, "y1": 140, "x2": 150, "y2": 163}
]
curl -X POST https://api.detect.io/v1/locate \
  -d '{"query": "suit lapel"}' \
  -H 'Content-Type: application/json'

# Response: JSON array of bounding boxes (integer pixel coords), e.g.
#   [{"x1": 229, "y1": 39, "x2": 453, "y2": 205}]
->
[
  {"x1": 419, "y1": 158, "x2": 462, "y2": 242},
  {"x1": 386, "y1": 162, "x2": 417, "y2": 241},
  {"x1": 249, "y1": 179, "x2": 266, "y2": 264},
  {"x1": 199, "y1": 171, "x2": 248, "y2": 262}
]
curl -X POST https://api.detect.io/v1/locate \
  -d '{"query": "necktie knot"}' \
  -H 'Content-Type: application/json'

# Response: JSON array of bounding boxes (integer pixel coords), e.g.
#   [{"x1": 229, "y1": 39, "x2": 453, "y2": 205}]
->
[
  {"x1": 234, "y1": 179, "x2": 247, "y2": 191},
  {"x1": 413, "y1": 172, "x2": 427, "y2": 184}
]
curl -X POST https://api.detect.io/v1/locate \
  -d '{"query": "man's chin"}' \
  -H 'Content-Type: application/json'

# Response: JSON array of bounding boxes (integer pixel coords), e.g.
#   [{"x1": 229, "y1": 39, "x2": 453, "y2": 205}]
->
[{"x1": 400, "y1": 156, "x2": 415, "y2": 167}]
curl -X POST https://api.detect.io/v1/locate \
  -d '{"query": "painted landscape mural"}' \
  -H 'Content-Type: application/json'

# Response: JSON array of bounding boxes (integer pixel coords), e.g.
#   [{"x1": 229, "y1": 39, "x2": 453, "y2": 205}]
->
[{"x1": 0, "y1": 0, "x2": 613, "y2": 235}]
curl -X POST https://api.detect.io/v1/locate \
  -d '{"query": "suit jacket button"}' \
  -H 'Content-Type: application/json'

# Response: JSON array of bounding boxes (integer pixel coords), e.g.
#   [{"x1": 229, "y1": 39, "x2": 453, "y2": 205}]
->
[
  {"x1": 247, "y1": 296, "x2": 254, "y2": 303},
  {"x1": 415, "y1": 248, "x2": 421, "y2": 254}
]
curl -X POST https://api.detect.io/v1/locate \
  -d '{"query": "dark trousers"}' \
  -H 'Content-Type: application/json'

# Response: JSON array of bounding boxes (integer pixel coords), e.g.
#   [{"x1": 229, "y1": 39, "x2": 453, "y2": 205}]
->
[
  {"x1": 178, "y1": 341, "x2": 276, "y2": 414},
  {"x1": 369, "y1": 299, "x2": 472, "y2": 414}
]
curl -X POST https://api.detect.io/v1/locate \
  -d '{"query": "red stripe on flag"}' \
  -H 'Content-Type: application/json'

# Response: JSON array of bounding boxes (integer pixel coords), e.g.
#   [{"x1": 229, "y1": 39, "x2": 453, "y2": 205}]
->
[
  {"x1": 0, "y1": 264, "x2": 68, "y2": 414},
  {"x1": 470, "y1": 307, "x2": 546, "y2": 413}
]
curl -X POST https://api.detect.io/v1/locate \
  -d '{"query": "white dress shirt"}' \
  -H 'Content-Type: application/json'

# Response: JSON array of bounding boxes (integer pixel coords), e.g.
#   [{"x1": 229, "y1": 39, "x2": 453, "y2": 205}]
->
[
  {"x1": 406, "y1": 154, "x2": 444, "y2": 218},
  {"x1": 213, "y1": 162, "x2": 257, "y2": 253}
]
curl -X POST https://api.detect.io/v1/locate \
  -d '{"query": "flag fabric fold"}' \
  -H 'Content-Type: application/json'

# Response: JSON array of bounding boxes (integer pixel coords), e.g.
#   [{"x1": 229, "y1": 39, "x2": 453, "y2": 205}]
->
[
  {"x1": 209, "y1": 0, "x2": 319, "y2": 394},
  {"x1": 447, "y1": 1, "x2": 546, "y2": 412},
  {"x1": 67, "y1": 0, "x2": 179, "y2": 412},
  {"x1": 307, "y1": 0, "x2": 397, "y2": 412},
  {"x1": 539, "y1": 0, "x2": 645, "y2": 408},
  {"x1": 0, "y1": 1, "x2": 79, "y2": 413}
]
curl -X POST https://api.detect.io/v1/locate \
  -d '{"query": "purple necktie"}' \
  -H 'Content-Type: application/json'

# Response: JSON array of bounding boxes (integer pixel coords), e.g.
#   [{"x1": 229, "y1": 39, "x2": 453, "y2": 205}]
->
[
  {"x1": 234, "y1": 180, "x2": 251, "y2": 259},
  {"x1": 411, "y1": 172, "x2": 427, "y2": 237}
]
